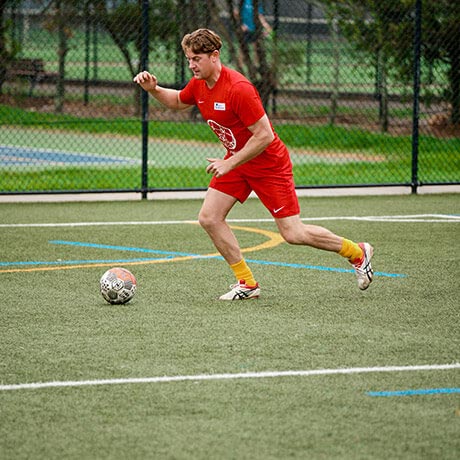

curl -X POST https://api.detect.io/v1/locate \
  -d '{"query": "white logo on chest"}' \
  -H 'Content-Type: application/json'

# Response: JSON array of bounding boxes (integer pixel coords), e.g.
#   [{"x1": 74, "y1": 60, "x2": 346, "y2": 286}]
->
[{"x1": 207, "y1": 119, "x2": 236, "y2": 151}]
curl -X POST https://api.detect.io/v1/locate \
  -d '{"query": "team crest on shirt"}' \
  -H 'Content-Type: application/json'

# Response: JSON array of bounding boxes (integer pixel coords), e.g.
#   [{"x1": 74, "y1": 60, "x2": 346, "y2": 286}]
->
[{"x1": 207, "y1": 119, "x2": 236, "y2": 151}]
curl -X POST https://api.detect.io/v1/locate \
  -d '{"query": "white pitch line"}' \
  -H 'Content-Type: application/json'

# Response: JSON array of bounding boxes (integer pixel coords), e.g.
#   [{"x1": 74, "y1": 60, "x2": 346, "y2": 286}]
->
[
  {"x1": 0, "y1": 214, "x2": 459, "y2": 228},
  {"x1": 0, "y1": 363, "x2": 458, "y2": 392},
  {"x1": 0, "y1": 220, "x2": 198, "y2": 228}
]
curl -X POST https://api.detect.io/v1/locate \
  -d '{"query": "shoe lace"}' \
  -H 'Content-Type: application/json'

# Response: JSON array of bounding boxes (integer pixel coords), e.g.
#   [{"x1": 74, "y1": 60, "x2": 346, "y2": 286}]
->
[{"x1": 354, "y1": 257, "x2": 372, "y2": 276}]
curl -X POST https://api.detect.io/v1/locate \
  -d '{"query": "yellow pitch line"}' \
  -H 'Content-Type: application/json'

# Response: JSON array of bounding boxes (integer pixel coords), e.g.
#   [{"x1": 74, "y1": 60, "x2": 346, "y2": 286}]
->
[
  {"x1": 228, "y1": 225, "x2": 285, "y2": 252},
  {"x1": 0, "y1": 225, "x2": 284, "y2": 274}
]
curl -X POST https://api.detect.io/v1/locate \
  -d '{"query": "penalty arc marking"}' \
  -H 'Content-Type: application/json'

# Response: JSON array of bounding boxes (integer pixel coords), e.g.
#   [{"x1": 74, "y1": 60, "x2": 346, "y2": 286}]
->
[{"x1": 0, "y1": 224, "x2": 285, "y2": 274}]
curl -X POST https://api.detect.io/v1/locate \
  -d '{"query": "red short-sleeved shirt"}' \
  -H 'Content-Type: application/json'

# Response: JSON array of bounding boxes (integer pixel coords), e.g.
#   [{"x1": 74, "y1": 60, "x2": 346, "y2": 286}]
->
[{"x1": 179, "y1": 66, "x2": 300, "y2": 218}]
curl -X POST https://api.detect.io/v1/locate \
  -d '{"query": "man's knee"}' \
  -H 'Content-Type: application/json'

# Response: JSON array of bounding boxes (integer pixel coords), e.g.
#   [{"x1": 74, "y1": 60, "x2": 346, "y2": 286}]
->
[
  {"x1": 198, "y1": 209, "x2": 209, "y2": 228},
  {"x1": 198, "y1": 209, "x2": 220, "y2": 230},
  {"x1": 279, "y1": 226, "x2": 303, "y2": 245}
]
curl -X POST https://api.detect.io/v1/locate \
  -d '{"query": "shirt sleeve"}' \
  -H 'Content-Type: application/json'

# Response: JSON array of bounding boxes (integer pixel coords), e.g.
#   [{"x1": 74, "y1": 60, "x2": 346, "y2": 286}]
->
[
  {"x1": 179, "y1": 79, "x2": 197, "y2": 106},
  {"x1": 230, "y1": 81, "x2": 266, "y2": 127}
]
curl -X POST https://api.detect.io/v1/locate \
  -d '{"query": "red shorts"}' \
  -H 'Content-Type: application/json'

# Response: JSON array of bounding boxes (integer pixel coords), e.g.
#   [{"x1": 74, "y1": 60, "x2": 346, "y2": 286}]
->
[{"x1": 209, "y1": 149, "x2": 300, "y2": 218}]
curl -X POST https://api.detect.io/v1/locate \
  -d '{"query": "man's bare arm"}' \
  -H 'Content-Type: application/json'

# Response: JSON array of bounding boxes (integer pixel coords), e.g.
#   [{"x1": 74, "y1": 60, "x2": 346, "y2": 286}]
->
[
  {"x1": 133, "y1": 71, "x2": 191, "y2": 111},
  {"x1": 206, "y1": 114, "x2": 275, "y2": 177}
]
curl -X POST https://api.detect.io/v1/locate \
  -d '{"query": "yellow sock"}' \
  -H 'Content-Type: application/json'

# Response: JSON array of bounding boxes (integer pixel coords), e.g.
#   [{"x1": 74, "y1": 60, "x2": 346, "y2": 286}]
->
[
  {"x1": 338, "y1": 238, "x2": 363, "y2": 263},
  {"x1": 230, "y1": 259, "x2": 257, "y2": 286}
]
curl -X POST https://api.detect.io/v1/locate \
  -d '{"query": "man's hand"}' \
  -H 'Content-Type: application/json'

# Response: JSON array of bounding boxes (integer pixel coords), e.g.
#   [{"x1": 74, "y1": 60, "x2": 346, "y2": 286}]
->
[
  {"x1": 206, "y1": 158, "x2": 234, "y2": 178},
  {"x1": 133, "y1": 71, "x2": 158, "y2": 92}
]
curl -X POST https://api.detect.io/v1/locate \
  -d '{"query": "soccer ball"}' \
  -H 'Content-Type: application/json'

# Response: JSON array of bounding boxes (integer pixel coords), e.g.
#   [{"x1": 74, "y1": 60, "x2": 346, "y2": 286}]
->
[{"x1": 100, "y1": 267, "x2": 137, "y2": 305}]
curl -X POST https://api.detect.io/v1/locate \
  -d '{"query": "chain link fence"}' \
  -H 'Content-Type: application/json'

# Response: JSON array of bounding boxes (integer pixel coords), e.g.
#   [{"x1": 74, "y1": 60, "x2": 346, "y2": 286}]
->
[{"x1": 1, "y1": 0, "x2": 458, "y2": 195}]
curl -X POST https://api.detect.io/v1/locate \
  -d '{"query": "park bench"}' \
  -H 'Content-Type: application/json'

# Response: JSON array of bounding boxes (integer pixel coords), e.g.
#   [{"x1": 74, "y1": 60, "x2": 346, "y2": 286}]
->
[{"x1": 7, "y1": 58, "x2": 50, "y2": 96}]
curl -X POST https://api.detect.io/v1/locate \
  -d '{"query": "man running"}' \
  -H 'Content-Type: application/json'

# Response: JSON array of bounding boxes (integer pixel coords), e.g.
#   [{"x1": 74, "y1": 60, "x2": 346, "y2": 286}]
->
[{"x1": 133, "y1": 28, "x2": 373, "y2": 300}]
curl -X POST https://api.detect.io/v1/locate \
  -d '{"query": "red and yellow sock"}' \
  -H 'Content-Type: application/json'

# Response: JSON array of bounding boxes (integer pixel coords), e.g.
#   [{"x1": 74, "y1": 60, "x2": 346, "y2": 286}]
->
[
  {"x1": 338, "y1": 238, "x2": 363, "y2": 264},
  {"x1": 230, "y1": 259, "x2": 257, "y2": 286}
]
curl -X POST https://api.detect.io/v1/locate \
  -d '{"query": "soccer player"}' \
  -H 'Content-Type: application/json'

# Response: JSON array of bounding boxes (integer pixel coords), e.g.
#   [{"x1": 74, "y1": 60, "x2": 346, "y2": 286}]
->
[{"x1": 133, "y1": 28, "x2": 374, "y2": 300}]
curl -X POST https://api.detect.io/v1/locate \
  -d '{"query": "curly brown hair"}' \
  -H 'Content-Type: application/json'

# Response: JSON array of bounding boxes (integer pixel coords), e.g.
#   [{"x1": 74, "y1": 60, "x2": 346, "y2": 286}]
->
[{"x1": 181, "y1": 28, "x2": 223, "y2": 54}]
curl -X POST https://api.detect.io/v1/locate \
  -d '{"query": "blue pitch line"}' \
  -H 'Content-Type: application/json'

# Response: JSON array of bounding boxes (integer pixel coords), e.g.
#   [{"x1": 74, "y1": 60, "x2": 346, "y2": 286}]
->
[
  {"x1": 0, "y1": 240, "x2": 406, "y2": 278},
  {"x1": 49, "y1": 240, "x2": 199, "y2": 257},
  {"x1": 49, "y1": 241, "x2": 405, "y2": 277},
  {"x1": 50, "y1": 241, "x2": 405, "y2": 278},
  {"x1": 0, "y1": 240, "x2": 220, "y2": 267},
  {"x1": 367, "y1": 388, "x2": 460, "y2": 397},
  {"x1": 0, "y1": 257, "x2": 177, "y2": 267},
  {"x1": 244, "y1": 258, "x2": 406, "y2": 278}
]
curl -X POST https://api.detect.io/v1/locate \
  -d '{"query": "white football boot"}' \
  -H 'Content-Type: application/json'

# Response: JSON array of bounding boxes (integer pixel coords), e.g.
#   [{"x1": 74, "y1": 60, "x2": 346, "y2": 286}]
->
[
  {"x1": 219, "y1": 280, "x2": 260, "y2": 300},
  {"x1": 352, "y1": 242, "x2": 374, "y2": 290}
]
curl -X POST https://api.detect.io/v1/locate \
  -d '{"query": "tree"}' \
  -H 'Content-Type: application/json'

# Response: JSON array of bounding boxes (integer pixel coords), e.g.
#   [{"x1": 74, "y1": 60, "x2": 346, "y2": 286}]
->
[
  {"x1": 322, "y1": 0, "x2": 460, "y2": 126},
  {"x1": 92, "y1": 0, "x2": 179, "y2": 113},
  {"x1": 38, "y1": 0, "x2": 82, "y2": 112},
  {"x1": 207, "y1": 0, "x2": 276, "y2": 108},
  {"x1": 0, "y1": 0, "x2": 21, "y2": 93},
  {"x1": 48, "y1": 0, "x2": 75, "y2": 112},
  {"x1": 422, "y1": 1, "x2": 460, "y2": 124}
]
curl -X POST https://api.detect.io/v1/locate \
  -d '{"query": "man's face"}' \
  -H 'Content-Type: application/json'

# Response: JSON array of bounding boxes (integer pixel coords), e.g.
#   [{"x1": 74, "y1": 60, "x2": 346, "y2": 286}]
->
[{"x1": 184, "y1": 48, "x2": 217, "y2": 80}]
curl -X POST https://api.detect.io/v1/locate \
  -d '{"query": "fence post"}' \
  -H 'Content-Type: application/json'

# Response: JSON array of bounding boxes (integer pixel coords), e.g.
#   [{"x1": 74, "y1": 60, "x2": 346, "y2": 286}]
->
[
  {"x1": 271, "y1": 0, "x2": 279, "y2": 115},
  {"x1": 141, "y1": 0, "x2": 149, "y2": 199},
  {"x1": 411, "y1": 0, "x2": 422, "y2": 194},
  {"x1": 305, "y1": 2, "x2": 313, "y2": 85},
  {"x1": 84, "y1": 2, "x2": 90, "y2": 105}
]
